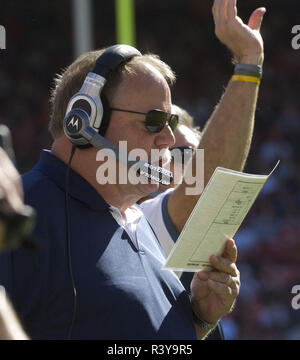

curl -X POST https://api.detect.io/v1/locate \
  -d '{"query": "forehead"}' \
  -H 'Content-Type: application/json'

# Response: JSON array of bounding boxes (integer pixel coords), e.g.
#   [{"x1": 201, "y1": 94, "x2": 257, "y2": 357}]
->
[{"x1": 111, "y1": 62, "x2": 172, "y2": 112}]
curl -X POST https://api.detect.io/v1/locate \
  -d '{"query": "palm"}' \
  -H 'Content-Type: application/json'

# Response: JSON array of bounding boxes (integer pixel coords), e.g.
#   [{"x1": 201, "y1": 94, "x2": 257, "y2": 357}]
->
[{"x1": 236, "y1": 11, "x2": 264, "y2": 50}]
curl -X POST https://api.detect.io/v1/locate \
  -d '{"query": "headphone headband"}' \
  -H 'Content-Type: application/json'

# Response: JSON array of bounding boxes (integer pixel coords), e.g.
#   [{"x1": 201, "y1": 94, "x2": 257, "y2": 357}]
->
[{"x1": 93, "y1": 44, "x2": 142, "y2": 78}]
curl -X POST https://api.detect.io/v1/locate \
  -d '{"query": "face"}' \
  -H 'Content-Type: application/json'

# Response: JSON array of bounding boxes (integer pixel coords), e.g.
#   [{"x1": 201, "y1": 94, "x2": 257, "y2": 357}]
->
[
  {"x1": 104, "y1": 63, "x2": 175, "y2": 195},
  {"x1": 162, "y1": 124, "x2": 200, "y2": 189}
]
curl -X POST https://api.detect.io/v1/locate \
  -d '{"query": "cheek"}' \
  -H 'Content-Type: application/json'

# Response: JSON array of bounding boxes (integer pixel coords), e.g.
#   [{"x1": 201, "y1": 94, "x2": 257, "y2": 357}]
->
[
  {"x1": 104, "y1": 118, "x2": 155, "y2": 157},
  {"x1": 104, "y1": 121, "x2": 131, "y2": 148},
  {"x1": 104, "y1": 123, "x2": 118, "y2": 145}
]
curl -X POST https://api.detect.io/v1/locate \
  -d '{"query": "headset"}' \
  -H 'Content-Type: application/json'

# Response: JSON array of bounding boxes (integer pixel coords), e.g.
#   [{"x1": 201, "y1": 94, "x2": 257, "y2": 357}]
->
[
  {"x1": 64, "y1": 44, "x2": 141, "y2": 143},
  {"x1": 63, "y1": 44, "x2": 173, "y2": 186},
  {"x1": 62, "y1": 44, "x2": 174, "y2": 339}
]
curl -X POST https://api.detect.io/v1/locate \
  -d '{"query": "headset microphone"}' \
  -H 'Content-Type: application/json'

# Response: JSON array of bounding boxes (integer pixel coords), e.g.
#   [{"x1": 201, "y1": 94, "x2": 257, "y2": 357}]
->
[{"x1": 63, "y1": 108, "x2": 173, "y2": 186}]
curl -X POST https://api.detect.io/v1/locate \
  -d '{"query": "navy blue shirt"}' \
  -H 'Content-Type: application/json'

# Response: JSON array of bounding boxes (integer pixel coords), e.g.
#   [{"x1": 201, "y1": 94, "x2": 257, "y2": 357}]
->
[{"x1": 0, "y1": 150, "x2": 197, "y2": 340}]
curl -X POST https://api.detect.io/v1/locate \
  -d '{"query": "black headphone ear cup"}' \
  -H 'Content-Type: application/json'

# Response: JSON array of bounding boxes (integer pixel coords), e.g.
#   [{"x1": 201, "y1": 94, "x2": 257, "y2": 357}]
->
[
  {"x1": 98, "y1": 94, "x2": 111, "y2": 136},
  {"x1": 71, "y1": 99, "x2": 92, "y2": 117},
  {"x1": 68, "y1": 98, "x2": 94, "y2": 149}
]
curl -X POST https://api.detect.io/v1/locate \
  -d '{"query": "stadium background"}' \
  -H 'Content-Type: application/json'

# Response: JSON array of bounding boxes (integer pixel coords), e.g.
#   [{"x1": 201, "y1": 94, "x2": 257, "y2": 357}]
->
[{"x1": 0, "y1": 0, "x2": 300, "y2": 340}]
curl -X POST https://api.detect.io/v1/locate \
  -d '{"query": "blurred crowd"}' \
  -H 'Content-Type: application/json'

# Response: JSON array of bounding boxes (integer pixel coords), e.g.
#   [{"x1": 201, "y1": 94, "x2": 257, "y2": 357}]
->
[{"x1": 0, "y1": 0, "x2": 300, "y2": 339}]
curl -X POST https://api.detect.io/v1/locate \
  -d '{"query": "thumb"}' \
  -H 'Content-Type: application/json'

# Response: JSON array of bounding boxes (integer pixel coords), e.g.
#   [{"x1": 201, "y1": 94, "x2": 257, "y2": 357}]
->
[
  {"x1": 248, "y1": 7, "x2": 266, "y2": 31},
  {"x1": 222, "y1": 238, "x2": 237, "y2": 263}
]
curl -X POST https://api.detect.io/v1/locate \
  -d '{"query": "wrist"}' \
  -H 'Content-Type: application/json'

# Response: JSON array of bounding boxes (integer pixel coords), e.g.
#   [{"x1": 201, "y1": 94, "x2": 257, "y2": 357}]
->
[
  {"x1": 231, "y1": 63, "x2": 262, "y2": 85},
  {"x1": 192, "y1": 311, "x2": 219, "y2": 331},
  {"x1": 236, "y1": 54, "x2": 264, "y2": 66}
]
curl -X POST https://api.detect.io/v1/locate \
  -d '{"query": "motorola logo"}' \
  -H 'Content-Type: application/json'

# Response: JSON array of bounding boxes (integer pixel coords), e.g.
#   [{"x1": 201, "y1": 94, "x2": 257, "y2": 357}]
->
[{"x1": 66, "y1": 115, "x2": 82, "y2": 134}]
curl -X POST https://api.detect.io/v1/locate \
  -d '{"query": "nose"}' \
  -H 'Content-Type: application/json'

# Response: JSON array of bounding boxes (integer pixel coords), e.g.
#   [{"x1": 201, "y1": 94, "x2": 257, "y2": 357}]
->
[{"x1": 154, "y1": 123, "x2": 175, "y2": 148}]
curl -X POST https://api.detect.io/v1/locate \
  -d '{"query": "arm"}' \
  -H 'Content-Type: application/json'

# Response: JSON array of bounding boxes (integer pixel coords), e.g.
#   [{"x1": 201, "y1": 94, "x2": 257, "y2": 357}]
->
[{"x1": 168, "y1": 0, "x2": 266, "y2": 232}]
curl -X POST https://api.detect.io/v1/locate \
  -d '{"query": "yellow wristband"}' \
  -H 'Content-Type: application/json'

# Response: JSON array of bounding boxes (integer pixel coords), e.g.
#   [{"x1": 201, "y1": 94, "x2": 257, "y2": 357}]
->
[{"x1": 232, "y1": 75, "x2": 261, "y2": 84}]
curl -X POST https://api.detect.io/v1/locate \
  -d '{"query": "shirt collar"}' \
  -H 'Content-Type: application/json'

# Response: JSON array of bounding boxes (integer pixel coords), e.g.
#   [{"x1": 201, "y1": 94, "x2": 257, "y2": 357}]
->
[
  {"x1": 109, "y1": 204, "x2": 144, "y2": 225},
  {"x1": 33, "y1": 150, "x2": 109, "y2": 211}
]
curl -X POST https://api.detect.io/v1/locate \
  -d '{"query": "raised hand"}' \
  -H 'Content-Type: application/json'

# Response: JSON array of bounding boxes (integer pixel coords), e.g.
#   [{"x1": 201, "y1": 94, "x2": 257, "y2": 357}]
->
[{"x1": 212, "y1": 0, "x2": 266, "y2": 65}]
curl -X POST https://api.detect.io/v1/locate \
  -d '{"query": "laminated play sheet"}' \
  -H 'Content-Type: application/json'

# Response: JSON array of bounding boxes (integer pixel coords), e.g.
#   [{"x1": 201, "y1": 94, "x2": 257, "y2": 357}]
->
[{"x1": 163, "y1": 163, "x2": 279, "y2": 272}]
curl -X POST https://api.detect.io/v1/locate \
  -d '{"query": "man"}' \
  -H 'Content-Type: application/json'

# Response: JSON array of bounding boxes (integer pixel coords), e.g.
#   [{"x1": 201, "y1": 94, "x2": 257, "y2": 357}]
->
[
  {"x1": 0, "y1": 0, "x2": 263, "y2": 339},
  {"x1": 0, "y1": 47, "x2": 240, "y2": 340}
]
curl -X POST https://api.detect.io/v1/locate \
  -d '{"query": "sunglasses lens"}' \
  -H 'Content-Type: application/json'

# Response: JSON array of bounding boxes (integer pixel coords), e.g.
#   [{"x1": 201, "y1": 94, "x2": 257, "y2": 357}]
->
[
  {"x1": 146, "y1": 111, "x2": 178, "y2": 134},
  {"x1": 145, "y1": 110, "x2": 166, "y2": 133},
  {"x1": 169, "y1": 114, "x2": 179, "y2": 133}
]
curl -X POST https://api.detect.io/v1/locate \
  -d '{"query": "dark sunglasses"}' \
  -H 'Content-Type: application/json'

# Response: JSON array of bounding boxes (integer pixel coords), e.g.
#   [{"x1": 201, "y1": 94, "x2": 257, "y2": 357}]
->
[
  {"x1": 170, "y1": 146, "x2": 195, "y2": 164},
  {"x1": 110, "y1": 107, "x2": 179, "y2": 134}
]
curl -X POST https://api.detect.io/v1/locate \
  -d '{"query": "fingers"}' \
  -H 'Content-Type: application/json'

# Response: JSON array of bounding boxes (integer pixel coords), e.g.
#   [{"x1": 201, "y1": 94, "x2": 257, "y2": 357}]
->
[
  {"x1": 227, "y1": 0, "x2": 237, "y2": 21},
  {"x1": 212, "y1": 0, "x2": 224, "y2": 25},
  {"x1": 212, "y1": 0, "x2": 218, "y2": 23},
  {"x1": 197, "y1": 239, "x2": 240, "y2": 295},
  {"x1": 207, "y1": 278, "x2": 239, "y2": 298},
  {"x1": 197, "y1": 270, "x2": 239, "y2": 290},
  {"x1": 222, "y1": 238, "x2": 237, "y2": 263},
  {"x1": 208, "y1": 271, "x2": 234, "y2": 287},
  {"x1": 213, "y1": 0, "x2": 266, "y2": 34},
  {"x1": 191, "y1": 271, "x2": 211, "y2": 299},
  {"x1": 210, "y1": 272, "x2": 240, "y2": 297},
  {"x1": 213, "y1": 0, "x2": 236, "y2": 27},
  {"x1": 248, "y1": 7, "x2": 266, "y2": 31},
  {"x1": 214, "y1": 0, "x2": 265, "y2": 29},
  {"x1": 209, "y1": 254, "x2": 239, "y2": 277}
]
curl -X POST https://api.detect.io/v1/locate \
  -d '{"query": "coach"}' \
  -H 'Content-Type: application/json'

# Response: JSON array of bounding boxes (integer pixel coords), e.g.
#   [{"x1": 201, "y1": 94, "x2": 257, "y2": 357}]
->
[
  {"x1": 0, "y1": 45, "x2": 240, "y2": 340},
  {"x1": 0, "y1": 0, "x2": 265, "y2": 340}
]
